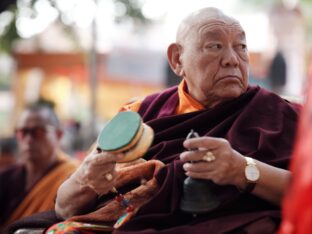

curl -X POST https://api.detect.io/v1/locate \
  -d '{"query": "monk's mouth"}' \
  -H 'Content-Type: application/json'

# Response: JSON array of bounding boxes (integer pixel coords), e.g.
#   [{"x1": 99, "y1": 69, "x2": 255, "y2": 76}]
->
[
  {"x1": 217, "y1": 76, "x2": 243, "y2": 84},
  {"x1": 218, "y1": 76, "x2": 241, "y2": 81}
]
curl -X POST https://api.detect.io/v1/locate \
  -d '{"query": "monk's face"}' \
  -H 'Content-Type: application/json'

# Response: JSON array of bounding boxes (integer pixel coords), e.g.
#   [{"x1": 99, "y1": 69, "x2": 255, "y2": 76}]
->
[
  {"x1": 16, "y1": 110, "x2": 60, "y2": 164},
  {"x1": 179, "y1": 17, "x2": 249, "y2": 107}
]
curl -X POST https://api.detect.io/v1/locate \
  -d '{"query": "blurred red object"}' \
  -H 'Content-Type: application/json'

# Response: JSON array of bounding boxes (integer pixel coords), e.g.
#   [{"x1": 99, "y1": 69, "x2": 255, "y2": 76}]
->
[{"x1": 279, "y1": 59, "x2": 312, "y2": 234}]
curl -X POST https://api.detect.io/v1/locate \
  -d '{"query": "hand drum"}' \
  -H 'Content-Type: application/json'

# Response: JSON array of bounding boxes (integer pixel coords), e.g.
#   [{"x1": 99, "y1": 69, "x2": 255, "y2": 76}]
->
[{"x1": 97, "y1": 111, "x2": 154, "y2": 163}]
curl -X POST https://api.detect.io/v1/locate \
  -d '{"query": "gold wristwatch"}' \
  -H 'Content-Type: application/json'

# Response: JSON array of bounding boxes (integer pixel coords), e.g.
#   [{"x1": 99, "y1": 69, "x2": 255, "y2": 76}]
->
[{"x1": 243, "y1": 157, "x2": 260, "y2": 193}]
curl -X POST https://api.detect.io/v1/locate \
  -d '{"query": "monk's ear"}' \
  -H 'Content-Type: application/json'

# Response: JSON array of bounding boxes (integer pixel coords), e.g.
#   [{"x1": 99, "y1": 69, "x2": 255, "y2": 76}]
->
[{"x1": 167, "y1": 43, "x2": 184, "y2": 77}]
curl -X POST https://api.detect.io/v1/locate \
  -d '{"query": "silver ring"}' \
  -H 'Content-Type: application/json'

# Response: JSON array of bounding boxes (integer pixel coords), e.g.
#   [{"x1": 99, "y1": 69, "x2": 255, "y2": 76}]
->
[
  {"x1": 202, "y1": 151, "x2": 216, "y2": 162},
  {"x1": 104, "y1": 173, "x2": 113, "y2": 181}
]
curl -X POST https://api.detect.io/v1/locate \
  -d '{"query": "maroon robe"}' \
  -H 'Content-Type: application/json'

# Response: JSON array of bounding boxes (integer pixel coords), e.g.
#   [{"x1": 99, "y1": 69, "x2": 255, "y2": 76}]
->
[
  {"x1": 0, "y1": 161, "x2": 61, "y2": 227},
  {"x1": 115, "y1": 86, "x2": 300, "y2": 234}
]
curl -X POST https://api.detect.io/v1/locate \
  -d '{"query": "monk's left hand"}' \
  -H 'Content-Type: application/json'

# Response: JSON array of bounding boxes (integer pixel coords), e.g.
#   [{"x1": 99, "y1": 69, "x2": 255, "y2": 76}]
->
[{"x1": 180, "y1": 136, "x2": 246, "y2": 187}]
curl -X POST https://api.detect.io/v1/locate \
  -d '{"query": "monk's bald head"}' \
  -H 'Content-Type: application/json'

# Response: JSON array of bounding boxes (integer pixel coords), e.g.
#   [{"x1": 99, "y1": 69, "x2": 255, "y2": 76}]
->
[{"x1": 176, "y1": 7, "x2": 242, "y2": 44}]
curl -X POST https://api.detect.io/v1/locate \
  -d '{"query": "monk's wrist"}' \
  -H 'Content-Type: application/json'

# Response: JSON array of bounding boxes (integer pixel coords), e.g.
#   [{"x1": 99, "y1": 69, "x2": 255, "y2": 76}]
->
[{"x1": 233, "y1": 153, "x2": 248, "y2": 190}]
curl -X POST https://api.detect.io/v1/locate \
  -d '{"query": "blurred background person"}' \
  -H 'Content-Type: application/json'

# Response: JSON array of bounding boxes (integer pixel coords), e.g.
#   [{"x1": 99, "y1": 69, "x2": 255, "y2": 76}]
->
[
  {"x1": 0, "y1": 104, "x2": 79, "y2": 231},
  {"x1": 268, "y1": 50, "x2": 287, "y2": 95},
  {"x1": 0, "y1": 137, "x2": 17, "y2": 169}
]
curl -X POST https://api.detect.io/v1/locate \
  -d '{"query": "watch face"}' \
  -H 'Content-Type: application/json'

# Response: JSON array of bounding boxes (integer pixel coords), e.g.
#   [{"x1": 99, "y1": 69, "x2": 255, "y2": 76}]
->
[{"x1": 245, "y1": 165, "x2": 260, "y2": 181}]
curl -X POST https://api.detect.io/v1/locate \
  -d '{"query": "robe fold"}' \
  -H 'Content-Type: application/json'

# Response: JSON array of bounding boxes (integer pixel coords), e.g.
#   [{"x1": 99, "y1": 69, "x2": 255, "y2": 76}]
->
[{"x1": 114, "y1": 86, "x2": 300, "y2": 234}]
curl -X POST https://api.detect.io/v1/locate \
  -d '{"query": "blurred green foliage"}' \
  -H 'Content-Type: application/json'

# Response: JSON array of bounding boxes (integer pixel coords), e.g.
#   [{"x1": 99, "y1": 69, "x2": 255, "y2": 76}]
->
[
  {"x1": 0, "y1": 5, "x2": 18, "y2": 53},
  {"x1": 114, "y1": 0, "x2": 150, "y2": 24},
  {"x1": 0, "y1": 0, "x2": 149, "y2": 53}
]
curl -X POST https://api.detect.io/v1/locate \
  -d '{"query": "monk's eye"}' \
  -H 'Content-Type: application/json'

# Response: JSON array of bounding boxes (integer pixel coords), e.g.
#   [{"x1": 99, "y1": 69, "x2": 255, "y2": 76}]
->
[
  {"x1": 238, "y1": 44, "x2": 247, "y2": 51},
  {"x1": 210, "y1": 44, "x2": 222, "y2": 49},
  {"x1": 205, "y1": 43, "x2": 222, "y2": 50}
]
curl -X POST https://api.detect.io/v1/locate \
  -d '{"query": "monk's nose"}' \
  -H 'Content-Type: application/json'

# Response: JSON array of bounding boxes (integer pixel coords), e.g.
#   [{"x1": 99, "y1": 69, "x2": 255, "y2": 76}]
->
[{"x1": 221, "y1": 48, "x2": 239, "y2": 67}]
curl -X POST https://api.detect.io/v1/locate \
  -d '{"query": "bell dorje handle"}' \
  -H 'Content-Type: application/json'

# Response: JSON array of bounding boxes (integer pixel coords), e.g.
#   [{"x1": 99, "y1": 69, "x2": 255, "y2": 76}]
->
[{"x1": 186, "y1": 129, "x2": 200, "y2": 153}]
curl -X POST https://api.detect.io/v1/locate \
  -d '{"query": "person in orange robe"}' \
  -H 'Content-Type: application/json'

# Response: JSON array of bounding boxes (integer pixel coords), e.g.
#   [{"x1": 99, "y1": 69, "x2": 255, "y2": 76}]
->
[{"x1": 0, "y1": 105, "x2": 79, "y2": 231}]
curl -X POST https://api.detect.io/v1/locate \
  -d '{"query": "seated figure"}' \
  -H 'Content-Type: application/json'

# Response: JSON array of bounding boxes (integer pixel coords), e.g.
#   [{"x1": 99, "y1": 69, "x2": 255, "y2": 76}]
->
[
  {"x1": 0, "y1": 105, "x2": 79, "y2": 231},
  {"x1": 10, "y1": 7, "x2": 301, "y2": 234}
]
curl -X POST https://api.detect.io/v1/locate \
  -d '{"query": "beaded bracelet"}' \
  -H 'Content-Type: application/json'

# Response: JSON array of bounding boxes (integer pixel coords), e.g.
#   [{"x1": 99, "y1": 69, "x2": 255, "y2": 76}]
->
[{"x1": 113, "y1": 193, "x2": 135, "y2": 228}]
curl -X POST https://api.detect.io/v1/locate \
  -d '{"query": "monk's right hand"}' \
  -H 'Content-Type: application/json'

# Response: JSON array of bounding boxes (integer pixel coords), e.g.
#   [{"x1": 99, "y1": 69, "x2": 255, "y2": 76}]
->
[{"x1": 72, "y1": 148, "x2": 123, "y2": 196}]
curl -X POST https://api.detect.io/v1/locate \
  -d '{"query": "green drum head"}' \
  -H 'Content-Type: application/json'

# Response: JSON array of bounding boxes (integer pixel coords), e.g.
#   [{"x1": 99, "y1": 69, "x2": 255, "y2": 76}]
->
[{"x1": 98, "y1": 111, "x2": 141, "y2": 151}]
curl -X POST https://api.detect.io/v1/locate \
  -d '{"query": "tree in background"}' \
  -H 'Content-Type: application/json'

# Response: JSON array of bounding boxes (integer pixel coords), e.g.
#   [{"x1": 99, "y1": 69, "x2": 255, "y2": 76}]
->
[{"x1": 0, "y1": 0, "x2": 149, "y2": 53}]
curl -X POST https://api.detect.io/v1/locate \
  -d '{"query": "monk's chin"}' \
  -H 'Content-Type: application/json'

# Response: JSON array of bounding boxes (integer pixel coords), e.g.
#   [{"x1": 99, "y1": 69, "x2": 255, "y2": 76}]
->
[
  {"x1": 21, "y1": 151, "x2": 41, "y2": 162},
  {"x1": 217, "y1": 85, "x2": 246, "y2": 100}
]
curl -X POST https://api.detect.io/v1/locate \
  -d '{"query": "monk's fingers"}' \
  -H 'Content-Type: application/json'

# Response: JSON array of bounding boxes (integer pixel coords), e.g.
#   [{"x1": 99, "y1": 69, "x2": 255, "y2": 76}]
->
[
  {"x1": 116, "y1": 158, "x2": 146, "y2": 171},
  {"x1": 183, "y1": 162, "x2": 215, "y2": 173},
  {"x1": 74, "y1": 163, "x2": 117, "y2": 187},
  {"x1": 88, "y1": 167, "x2": 118, "y2": 195},
  {"x1": 86, "y1": 170, "x2": 117, "y2": 195},
  {"x1": 182, "y1": 156, "x2": 230, "y2": 179},
  {"x1": 184, "y1": 159, "x2": 241, "y2": 186},
  {"x1": 89, "y1": 167, "x2": 117, "y2": 182},
  {"x1": 89, "y1": 179, "x2": 116, "y2": 195},
  {"x1": 101, "y1": 169, "x2": 118, "y2": 182},
  {"x1": 183, "y1": 137, "x2": 231, "y2": 152},
  {"x1": 92, "y1": 161, "x2": 116, "y2": 172},
  {"x1": 185, "y1": 171, "x2": 227, "y2": 185},
  {"x1": 85, "y1": 151, "x2": 124, "y2": 165},
  {"x1": 180, "y1": 150, "x2": 216, "y2": 162},
  {"x1": 180, "y1": 151, "x2": 199, "y2": 162},
  {"x1": 80, "y1": 160, "x2": 116, "y2": 178}
]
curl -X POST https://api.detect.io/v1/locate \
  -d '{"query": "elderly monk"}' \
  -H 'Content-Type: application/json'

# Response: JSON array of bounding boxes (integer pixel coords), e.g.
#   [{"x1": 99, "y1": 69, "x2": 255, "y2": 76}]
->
[
  {"x1": 55, "y1": 7, "x2": 300, "y2": 233},
  {"x1": 0, "y1": 105, "x2": 79, "y2": 230}
]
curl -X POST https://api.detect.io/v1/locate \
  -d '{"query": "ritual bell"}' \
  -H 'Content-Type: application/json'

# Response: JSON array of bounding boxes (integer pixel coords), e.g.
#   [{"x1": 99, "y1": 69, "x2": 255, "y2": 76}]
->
[
  {"x1": 180, "y1": 130, "x2": 220, "y2": 215},
  {"x1": 180, "y1": 177, "x2": 220, "y2": 214}
]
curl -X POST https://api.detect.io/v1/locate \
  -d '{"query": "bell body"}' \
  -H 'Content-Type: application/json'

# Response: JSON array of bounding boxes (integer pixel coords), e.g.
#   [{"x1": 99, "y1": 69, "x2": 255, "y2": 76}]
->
[{"x1": 180, "y1": 177, "x2": 220, "y2": 214}]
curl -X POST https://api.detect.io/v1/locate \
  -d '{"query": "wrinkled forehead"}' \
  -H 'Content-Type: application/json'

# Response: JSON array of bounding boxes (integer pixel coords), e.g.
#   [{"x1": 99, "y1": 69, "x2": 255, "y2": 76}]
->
[
  {"x1": 177, "y1": 9, "x2": 245, "y2": 42},
  {"x1": 17, "y1": 110, "x2": 50, "y2": 128},
  {"x1": 197, "y1": 20, "x2": 246, "y2": 41}
]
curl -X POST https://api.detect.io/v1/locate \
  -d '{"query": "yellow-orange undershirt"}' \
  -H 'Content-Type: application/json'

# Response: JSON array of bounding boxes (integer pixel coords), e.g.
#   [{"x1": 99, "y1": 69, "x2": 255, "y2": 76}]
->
[{"x1": 120, "y1": 80, "x2": 205, "y2": 114}]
